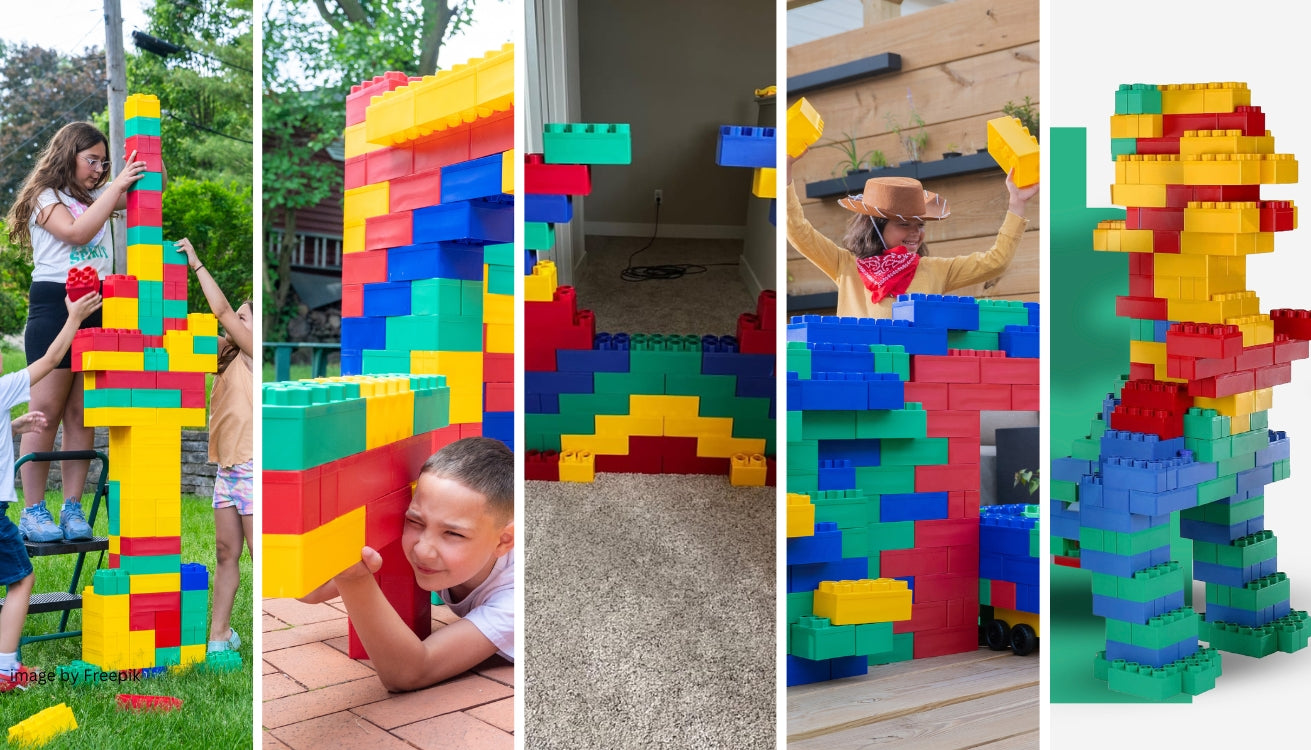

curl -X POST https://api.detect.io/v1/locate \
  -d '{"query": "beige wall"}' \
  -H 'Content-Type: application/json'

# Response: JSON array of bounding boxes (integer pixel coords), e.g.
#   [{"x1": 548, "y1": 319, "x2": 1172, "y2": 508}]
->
[
  {"x1": 787, "y1": 0, "x2": 1040, "y2": 307},
  {"x1": 577, "y1": 0, "x2": 776, "y2": 229}
]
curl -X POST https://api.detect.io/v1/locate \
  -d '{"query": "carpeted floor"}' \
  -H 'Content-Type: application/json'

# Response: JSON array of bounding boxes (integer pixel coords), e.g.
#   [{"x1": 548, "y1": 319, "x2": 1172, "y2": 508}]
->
[
  {"x1": 570, "y1": 235, "x2": 755, "y2": 336},
  {"x1": 523, "y1": 473, "x2": 776, "y2": 749}
]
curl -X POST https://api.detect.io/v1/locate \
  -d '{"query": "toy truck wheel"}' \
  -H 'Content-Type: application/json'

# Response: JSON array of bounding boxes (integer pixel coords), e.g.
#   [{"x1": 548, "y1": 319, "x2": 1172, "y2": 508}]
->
[
  {"x1": 1010, "y1": 623, "x2": 1038, "y2": 656},
  {"x1": 985, "y1": 618, "x2": 1011, "y2": 651}
]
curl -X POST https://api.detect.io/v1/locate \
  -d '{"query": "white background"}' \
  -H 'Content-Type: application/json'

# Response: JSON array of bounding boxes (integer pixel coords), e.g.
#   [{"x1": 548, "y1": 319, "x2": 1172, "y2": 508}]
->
[{"x1": 1047, "y1": 1, "x2": 1311, "y2": 746}]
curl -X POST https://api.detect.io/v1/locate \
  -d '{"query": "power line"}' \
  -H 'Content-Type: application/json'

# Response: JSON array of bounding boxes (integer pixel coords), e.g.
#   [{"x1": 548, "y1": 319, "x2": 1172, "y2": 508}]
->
[{"x1": 163, "y1": 111, "x2": 252, "y2": 144}]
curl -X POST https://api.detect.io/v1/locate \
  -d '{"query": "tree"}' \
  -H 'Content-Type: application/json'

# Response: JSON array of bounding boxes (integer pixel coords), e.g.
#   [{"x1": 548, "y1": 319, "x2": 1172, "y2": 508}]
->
[
  {"x1": 0, "y1": 43, "x2": 106, "y2": 204},
  {"x1": 261, "y1": 0, "x2": 496, "y2": 339},
  {"x1": 162, "y1": 178, "x2": 254, "y2": 311}
]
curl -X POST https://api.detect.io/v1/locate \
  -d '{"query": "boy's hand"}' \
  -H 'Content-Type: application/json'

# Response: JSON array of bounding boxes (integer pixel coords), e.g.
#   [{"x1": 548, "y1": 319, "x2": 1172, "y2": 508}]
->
[
  {"x1": 12, "y1": 411, "x2": 48, "y2": 435},
  {"x1": 334, "y1": 546, "x2": 385, "y2": 584},
  {"x1": 65, "y1": 293, "x2": 102, "y2": 323}
]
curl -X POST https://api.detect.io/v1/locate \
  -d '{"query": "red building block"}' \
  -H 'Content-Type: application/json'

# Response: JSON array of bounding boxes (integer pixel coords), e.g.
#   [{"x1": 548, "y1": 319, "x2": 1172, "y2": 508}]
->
[
  {"x1": 485, "y1": 382, "x2": 513, "y2": 412},
  {"x1": 125, "y1": 189, "x2": 161, "y2": 212},
  {"x1": 915, "y1": 464, "x2": 978, "y2": 492},
  {"x1": 484, "y1": 352, "x2": 513, "y2": 384},
  {"x1": 525, "y1": 450, "x2": 561, "y2": 481},
  {"x1": 755, "y1": 290, "x2": 777, "y2": 331},
  {"x1": 1271, "y1": 308, "x2": 1311, "y2": 341},
  {"x1": 946, "y1": 544, "x2": 979, "y2": 574},
  {"x1": 525, "y1": 153, "x2": 591, "y2": 195},
  {"x1": 1116, "y1": 295, "x2": 1169, "y2": 320},
  {"x1": 365, "y1": 144, "x2": 414, "y2": 184},
  {"x1": 991, "y1": 579, "x2": 1017, "y2": 610},
  {"x1": 948, "y1": 435, "x2": 981, "y2": 465},
  {"x1": 913, "y1": 518, "x2": 978, "y2": 547},
  {"x1": 347, "y1": 72, "x2": 414, "y2": 126},
  {"x1": 119, "y1": 536, "x2": 181, "y2": 556},
  {"x1": 1259, "y1": 200, "x2": 1296, "y2": 232},
  {"x1": 345, "y1": 155, "x2": 368, "y2": 190},
  {"x1": 349, "y1": 537, "x2": 431, "y2": 660},
  {"x1": 125, "y1": 134, "x2": 162, "y2": 157},
  {"x1": 470, "y1": 108, "x2": 514, "y2": 159},
  {"x1": 127, "y1": 206, "x2": 162, "y2": 227},
  {"x1": 1166, "y1": 323, "x2": 1244, "y2": 360},
  {"x1": 342, "y1": 249, "x2": 388, "y2": 284},
  {"x1": 390, "y1": 167, "x2": 443, "y2": 213},
  {"x1": 947, "y1": 383, "x2": 1011, "y2": 411},
  {"x1": 262, "y1": 467, "x2": 328, "y2": 535},
  {"x1": 102, "y1": 275, "x2": 138, "y2": 298},
  {"x1": 925, "y1": 410, "x2": 979, "y2": 438},
  {"x1": 893, "y1": 600, "x2": 947, "y2": 634},
  {"x1": 1012, "y1": 384, "x2": 1039, "y2": 411},
  {"x1": 117, "y1": 694, "x2": 183, "y2": 712},
  {"x1": 912, "y1": 353, "x2": 981, "y2": 384},
  {"x1": 979, "y1": 356, "x2": 1039, "y2": 385},
  {"x1": 413, "y1": 123, "x2": 472, "y2": 172},
  {"x1": 736, "y1": 313, "x2": 774, "y2": 355},
  {"x1": 661, "y1": 437, "x2": 732, "y2": 475},
  {"x1": 881, "y1": 547, "x2": 948, "y2": 577},
  {"x1": 903, "y1": 382, "x2": 949, "y2": 410},
  {"x1": 341, "y1": 284, "x2": 363, "y2": 318},
  {"x1": 66, "y1": 266, "x2": 100, "y2": 301},
  {"x1": 364, "y1": 211, "x2": 413, "y2": 251}
]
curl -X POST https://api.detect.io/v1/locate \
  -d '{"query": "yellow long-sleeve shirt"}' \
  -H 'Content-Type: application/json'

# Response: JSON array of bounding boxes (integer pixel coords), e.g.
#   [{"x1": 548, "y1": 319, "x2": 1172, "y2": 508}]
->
[{"x1": 786, "y1": 182, "x2": 1029, "y2": 319}]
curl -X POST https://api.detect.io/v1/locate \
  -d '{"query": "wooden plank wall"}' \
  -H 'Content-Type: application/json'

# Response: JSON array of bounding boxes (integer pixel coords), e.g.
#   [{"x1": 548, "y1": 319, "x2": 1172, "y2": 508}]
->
[{"x1": 787, "y1": 0, "x2": 1040, "y2": 311}]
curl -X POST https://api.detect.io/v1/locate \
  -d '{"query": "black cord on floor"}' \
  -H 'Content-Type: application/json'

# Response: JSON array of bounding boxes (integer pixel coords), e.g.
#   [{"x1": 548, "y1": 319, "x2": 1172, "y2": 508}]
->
[{"x1": 620, "y1": 200, "x2": 737, "y2": 282}]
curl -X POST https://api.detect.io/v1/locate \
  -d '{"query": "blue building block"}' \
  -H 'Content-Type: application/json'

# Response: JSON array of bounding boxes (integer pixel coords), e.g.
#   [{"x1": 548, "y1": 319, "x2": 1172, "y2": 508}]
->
[
  {"x1": 1100, "y1": 431, "x2": 1187, "y2": 462},
  {"x1": 1052, "y1": 456, "x2": 1095, "y2": 483},
  {"x1": 362, "y1": 281, "x2": 412, "y2": 317},
  {"x1": 980, "y1": 553, "x2": 1004, "y2": 580},
  {"x1": 341, "y1": 316, "x2": 387, "y2": 352},
  {"x1": 524, "y1": 193, "x2": 574, "y2": 223},
  {"x1": 999, "y1": 325, "x2": 1039, "y2": 358},
  {"x1": 787, "y1": 521, "x2": 844, "y2": 565},
  {"x1": 867, "y1": 372, "x2": 905, "y2": 409},
  {"x1": 413, "y1": 200, "x2": 512, "y2": 244},
  {"x1": 704, "y1": 352, "x2": 775, "y2": 378},
  {"x1": 891, "y1": 293, "x2": 980, "y2": 331},
  {"x1": 524, "y1": 370, "x2": 595, "y2": 396},
  {"x1": 879, "y1": 492, "x2": 949, "y2": 522},
  {"x1": 789, "y1": 557, "x2": 869, "y2": 593},
  {"x1": 1194, "y1": 559, "x2": 1276, "y2": 588},
  {"x1": 1152, "y1": 319, "x2": 1175, "y2": 342},
  {"x1": 817, "y1": 439, "x2": 880, "y2": 467},
  {"x1": 180, "y1": 563, "x2": 207, "y2": 591},
  {"x1": 788, "y1": 315, "x2": 883, "y2": 348},
  {"x1": 817, "y1": 459, "x2": 857, "y2": 491},
  {"x1": 1256, "y1": 431, "x2": 1291, "y2": 465},
  {"x1": 736, "y1": 375, "x2": 776, "y2": 399},
  {"x1": 1080, "y1": 502, "x2": 1172, "y2": 535},
  {"x1": 1107, "y1": 637, "x2": 1198, "y2": 668},
  {"x1": 1092, "y1": 590, "x2": 1185, "y2": 623},
  {"x1": 1180, "y1": 516, "x2": 1265, "y2": 545},
  {"x1": 1128, "y1": 484, "x2": 1199, "y2": 517},
  {"x1": 441, "y1": 154, "x2": 506, "y2": 203},
  {"x1": 1025, "y1": 301, "x2": 1040, "y2": 327},
  {"x1": 388, "y1": 241, "x2": 486, "y2": 282},
  {"x1": 482, "y1": 411, "x2": 514, "y2": 451},
  {"x1": 1016, "y1": 583, "x2": 1039, "y2": 613},
  {"x1": 716, "y1": 125, "x2": 776, "y2": 168},
  {"x1": 1001, "y1": 555, "x2": 1040, "y2": 586},
  {"x1": 769, "y1": 199, "x2": 776, "y2": 226},
  {"x1": 828, "y1": 654, "x2": 868, "y2": 680},
  {"x1": 524, "y1": 392, "x2": 544, "y2": 413},
  {"x1": 1207, "y1": 601, "x2": 1290, "y2": 628},
  {"x1": 1080, "y1": 547, "x2": 1171, "y2": 578},
  {"x1": 536, "y1": 393, "x2": 559, "y2": 413},
  {"x1": 557, "y1": 348, "x2": 630, "y2": 373},
  {"x1": 874, "y1": 319, "x2": 949, "y2": 355},
  {"x1": 808, "y1": 344, "x2": 876, "y2": 376},
  {"x1": 786, "y1": 654, "x2": 830, "y2": 686},
  {"x1": 340, "y1": 349, "x2": 362, "y2": 376},
  {"x1": 1235, "y1": 464, "x2": 1273, "y2": 496}
]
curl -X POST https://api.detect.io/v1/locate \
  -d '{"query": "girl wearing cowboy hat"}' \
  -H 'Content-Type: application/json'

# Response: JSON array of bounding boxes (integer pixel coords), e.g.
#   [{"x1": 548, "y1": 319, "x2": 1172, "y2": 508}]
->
[{"x1": 786, "y1": 155, "x2": 1038, "y2": 319}]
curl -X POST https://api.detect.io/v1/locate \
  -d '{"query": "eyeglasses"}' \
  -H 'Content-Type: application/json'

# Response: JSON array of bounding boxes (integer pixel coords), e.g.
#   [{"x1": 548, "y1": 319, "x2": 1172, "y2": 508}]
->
[{"x1": 80, "y1": 155, "x2": 109, "y2": 171}]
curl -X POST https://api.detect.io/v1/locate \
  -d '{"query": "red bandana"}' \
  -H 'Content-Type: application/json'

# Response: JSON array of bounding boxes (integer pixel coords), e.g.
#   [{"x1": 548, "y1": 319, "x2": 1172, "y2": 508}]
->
[{"x1": 855, "y1": 246, "x2": 920, "y2": 304}]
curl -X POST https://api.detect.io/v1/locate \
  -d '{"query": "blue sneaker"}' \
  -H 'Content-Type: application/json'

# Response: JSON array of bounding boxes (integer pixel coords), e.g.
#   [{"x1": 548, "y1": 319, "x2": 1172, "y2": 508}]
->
[
  {"x1": 19, "y1": 502, "x2": 62, "y2": 543},
  {"x1": 60, "y1": 499, "x2": 93, "y2": 541},
  {"x1": 207, "y1": 629, "x2": 241, "y2": 654}
]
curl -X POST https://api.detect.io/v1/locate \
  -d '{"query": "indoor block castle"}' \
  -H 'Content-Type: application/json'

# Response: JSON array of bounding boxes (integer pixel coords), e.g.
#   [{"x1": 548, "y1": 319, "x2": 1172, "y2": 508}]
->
[
  {"x1": 786, "y1": 296, "x2": 1039, "y2": 685},
  {"x1": 1051, "y1": 82, "x2": 1311, "y2": 701},
  {"x1": 68, "y1": 93, "x2": 230, "y2": 673},
  {"x1": 261, "y1": 44, "x2": 514, "y2": 657}
]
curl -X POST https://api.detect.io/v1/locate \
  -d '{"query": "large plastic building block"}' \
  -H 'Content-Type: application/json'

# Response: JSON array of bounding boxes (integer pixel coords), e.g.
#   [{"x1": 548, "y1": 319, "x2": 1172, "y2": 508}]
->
[
  {"x1": 987, "y1": 116, "x2": 1040, "y2": 188},
  {"x1": 525, "y1": 153, "x2": 592, "y2": 195},
  {"x1": 716, "y1": 125, "x2": 776, "y2": 168},
  {"x1": 7, "y1": 703, "x2": 77, "y2": 746},
  {"x1": 786, "y1": 97, "x2": 824, "y2": 158},
  {"x1": 812, "y1": 579, "x2": 912, "y2": 625},
  {"x1": 116, "y1": 694, "x2": 183, "y2": 711},
  {"x1": 543, "y1": 123, "x2": 632, "y2": 165}
]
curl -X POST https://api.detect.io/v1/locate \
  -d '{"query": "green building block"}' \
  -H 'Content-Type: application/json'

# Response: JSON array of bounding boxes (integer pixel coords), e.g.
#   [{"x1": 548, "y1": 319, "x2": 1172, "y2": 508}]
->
[
  {"x1": 155, "y1": 647, "x2": 181, "y2": 667},
  {"x1": 85, "y1": 388, "x2": 133, "y2": 408},
  {"x1": 801, "y1": 410, "x2": 856, "y2": 440},
  {"x1": 1183, "y1": 407, "x2": 1228, "y2": 440},
  {"x1": 855, "y1": 622, "x2": 894, "y2": 656},
  {"x1": 361, "y1": 349, "x2": 411, "y2": 374},
  {"x1": 947, "y1": 329, "x2": 999, "y2": 350},
  {"x1": 732, "y1": 417, "x2": 775, "y2": 454},
  {"x1": 119, "y1": 554, "x2": 182, "y2": 575},
  {"x1": 665, "y1": 373, "x2": 737, "y2": 401},
  {"x1": 193, "y1": 335, "x2": 219, "y2": 355},
  {"x1": 412, "y1": 383, "x2": 451, "y2": 433},
  {"x1": 163, "y1": 299, "x2": 188, "y2": 319},
  {"x1": 488, "y1": 264, "x2": 514, "y2": 296},
  {"x1": 1106, "y1": 660, "x2": 1182, "y2": 701},
  {"x1": 558, "y1": 392, "x2": 632, "y2": 417},
  {"x1": 786, "y1": 342, "x2": 812, "y2": 379},
  {"x1": 125, "y1": 116, "x2": 161, "y2": 137},
  {"x1": 869, "y1": 345, "x2": 910, "y2": 380},
  {"x1": 411, "y1": 278, "x2": 463, "y2": 316},
  {"x1": 790, "y1": 616, "x2": 856, "y2": 660},
  {"x1": 107, "y1": 481, "x2": 120, "y2": 536},
  {"x1": 93, "y1": 568, "x2": 130, "y2": 595},
  {"x1": 879, "y1": 437, "x2": 947, "y2": 466},
  {"x1": 787, "y1": 591, "x2": 814, "y2": 624},
  {"x1": 629, "y1": 335, "x2": 702, "y2": 375},
  {"x1": 854, "y1": 465, "x2": 916, "y2": 494},
  {"x1": 1195, "y1": 474, "x2": 1237, "y2": 505},
  {"x1": 855, "y1": 405, "x2": 926, "y2": 439},
  {"x1": 1211, "y1": 572, "x2": 1290, "y2": 613},
  {"x1": 1114, "y1": 83, "x2": 1163, "y2": 115},
  {"x1": 867, "y1": 632, "x2": 914, "y2": 665},
  {"x1": 1183, "y1": 494, "x2": 1263, "y2": 526},
  {"x1": 811, "y1": 490, "x2": 874, "y2": 529},
  {"x1": 261, "y1": 382, "x2": 367, "y2": 470},
  {"x1": 525, "y1": 221, "x2": 555, "y2": 251},
  {"x1": 543, "y1": 123, "x2": 632, "y2": 165},
  {"x1": 865, "y1": 520, "x2": 915, "y2": 558},
  {"x1": 976, "y1": 300, "x2": 1030, "y2": 332},
  {"x1": 1110, "y1": 137, "x2": 1137, "y2": 160},
  {"x1": 132, "y1": 389, "x2": 181, "y2": 408},
  {"x1": 484, "y1": 242, "x2": 514, "y2": 267},
  {"x1": 1194, "y1": 530, "x2": 1275, "y2": 568},
  {"x1": 201, "y1": 651, "x2": 243, "y2": 673},
  {"x1": 127, "y1": 225, "x2": 163, "y2": 246},
  {"x1": 594, "y1": 371, "x2": 663, "y2": 396},
  {"x1": 1200, "y1": 619, "x2": 1279, "y2": 657},
  {"x1": 385, "y1": 314, "x2": 482, "y2": 351}
]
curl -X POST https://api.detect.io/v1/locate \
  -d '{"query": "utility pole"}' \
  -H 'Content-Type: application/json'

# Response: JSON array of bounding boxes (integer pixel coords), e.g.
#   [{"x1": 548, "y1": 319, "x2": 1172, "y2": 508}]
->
[{"x1": 104, "y1": 0, "x2": 127, "y2": 273}]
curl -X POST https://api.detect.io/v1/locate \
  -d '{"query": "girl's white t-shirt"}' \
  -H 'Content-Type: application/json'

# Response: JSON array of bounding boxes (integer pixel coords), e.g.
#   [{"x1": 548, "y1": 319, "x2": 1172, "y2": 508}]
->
[
  {"x1": 30, "y1": 187, "x2": 113, "y2": 283},
  {"x1": 438, "y1": 552, "x2": 515, "y2": 661}
]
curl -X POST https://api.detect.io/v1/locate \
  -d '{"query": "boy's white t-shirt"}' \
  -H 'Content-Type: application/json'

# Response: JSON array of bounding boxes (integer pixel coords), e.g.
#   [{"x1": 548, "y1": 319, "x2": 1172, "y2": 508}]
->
[
  {"x1": 438, "y1": 552, "x2": 514, "y2": 661},
  {"x1": 0, "y1": 370, "x2": 33, "y2": 506},
  {"x1": 30, "y1": 187, "x2": 113, "y2": 283}
]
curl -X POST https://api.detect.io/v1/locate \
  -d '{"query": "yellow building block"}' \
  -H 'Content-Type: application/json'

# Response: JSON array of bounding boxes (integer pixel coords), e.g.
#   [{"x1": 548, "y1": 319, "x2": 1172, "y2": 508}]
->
[
  {"x1": 1228, "y1": 314, "x2": 1274, "y2": 347},
  {"x1": 1153, "y1": 254, "x2": 1247, "y2": 297},
  {"x1": 1179, "y1": 230, "x2": 1274, "y2": 256},
  {"x1": 126, "y1": 244, "x2": 164, "y2": 281},
  {"x1": 8, "y1": 703, "x2": 77, "y2": 747},
  {"x1": 1180, "y1": 154, "x2": 1265, "y2": 185},
  {"x1": 812, "y1": 578, "x2": 913, "y2": 625},
  {"x1": 1167, "y1": 292, "x2": 1260, "y2": 326},
  {"x1": 524, "y1": 260, "x2": 558, "y2": 302},
  {"x1": 1091, "y1": 221, "x2": 1155, "y2": 253},
  {"x1": 986, "y1": 116, "x2": 1040, "y2": 188},
  {"x1": 502, "y1": 148, "x2": 514, "y2": 194},
  {"x1": 1179, "y1": 129, "x2": 1275, "y2": 156},
  {"x1": 787, "y1": 493, "x2": 815, "y2": 538},
  {"x1": 1111, "y1": 183, "x2": 1168, "y2": 207},
  {"x1": 991, "y1": 606, "x2": 1041, "y2": 636},
  {"x1": 187, "y1": 312, "x2": 218, "y2": 336},
  {"x1": 1129, "y1": 340, "x2": 1166, "y2": 373},
  {"x1": 125, "y1": 93, "x2": 161, "y2": 119},
  {"x1": 1194, "y1": 387, "x2": 1273, "y2": 419},
  {"x1": 697, "y1": 435, "x2": 766, "y2": 458},
  {"x1": 475, "y1": 43, "x2": 515, "y2": 113},
  {"x1": 1159, "y1": 82, "x2": 1250, "y2": 115},
  {"x1": 1259, "y1": 153, "x2": 1298, "y2": 184},
  {"x1": 752, "y1": 167, "x2": 776, "y2": 199},
  {"x1": 558, "y1": 450, "x2": 595, "y2": 483},
  {"x1": 1109, "y1": 113, "x2": 1162, "y2": 139},
  {"x1": 484, "y1": 291, "x2": 513, "y2": 325},
  {"x1": 485, "y1": 323, "x2": 513, "y2": 354},
  {"x1": 1115, "y1": 154, "x2": 1184, "y2": 185},
  {"x1": 665, "y1": 415, "x2": 733, "y2": 438},
  {"x1": 180, "y1": 644, "x2": 207, "y2": 665},
  {"x1": 129, "y1": 573, "x2": 181, "y2": 595},
  {"x1": 101, "y1": 296, "x2": 139, "y2": 329},
  {"x1": 1183, "y1": 202, "x2": 1262, "y2": 233},
  {"x1": 264, "y1": 506, "x2": 367, "y2": 598},
  {"x1": 344, "y1": 182, "x2": 391, "y2": 223},
  {"x1": 729, "y1": 453, "x2": 767, "y2": 486},
  {"x1": 413, "y1": 64, "x2": 478, "y2": 134},
  {"x1": 344, "y1": 121, "x2": 386, "y2": 159},
  {"x1": 343, "y1": 218, "x2": 366, "y2": 254},
  {"x1": 786, "y1": 97, "x2": 824, "y2": 157},
  {"x1": 630, "y1": 394, "x2": 699, "y2": 418},
  {"x1": 560, "y1": 433, "x2": 628, "y2": 456},
  {"x1": 128, "y1": 629, "x2": 156, "y2": 666},
  {"x1": 595, "y1": 413, "x2": 662, "y2": 438}
]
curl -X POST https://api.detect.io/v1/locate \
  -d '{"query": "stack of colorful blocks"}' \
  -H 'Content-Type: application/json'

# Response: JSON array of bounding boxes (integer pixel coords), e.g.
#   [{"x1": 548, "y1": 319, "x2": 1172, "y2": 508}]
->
[
  {"x1": 523, "y1": 273, "x2": 777, "y2": 484},
  {"x1": 1051, "y1": 82, "x2": 1311, "y2": 700},
  {"x1": 785, "y1": 294, "x2": 1039, "y2": 685},
  {"x1": 525, "y1": 122, "x2": 631, "y2": 266},
  {"x1": 339, "y1": 44, "x2": 515, "y2": 449},
  {"x1": 979, "y1": 504, "x2": 1040, "y2": 655},
  {"x1": 69, "y1": 93, "x2": 223, "y2": 673},
  {"x1": 716, "y1": 123, "x2": 776, "y2": 223}
]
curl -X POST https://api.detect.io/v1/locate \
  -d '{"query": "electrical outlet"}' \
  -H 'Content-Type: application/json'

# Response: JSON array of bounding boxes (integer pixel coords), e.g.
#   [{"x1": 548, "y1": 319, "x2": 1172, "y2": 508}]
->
[{"x1": 654, "y1": 189, "x2": 663, "y2": 204}]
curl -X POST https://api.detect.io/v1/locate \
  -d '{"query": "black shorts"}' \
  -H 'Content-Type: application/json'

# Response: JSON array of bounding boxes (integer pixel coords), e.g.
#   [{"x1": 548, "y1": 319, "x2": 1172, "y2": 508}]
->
[{"x1": 24, "y1": 281, "x2": 103, "y2": 370}]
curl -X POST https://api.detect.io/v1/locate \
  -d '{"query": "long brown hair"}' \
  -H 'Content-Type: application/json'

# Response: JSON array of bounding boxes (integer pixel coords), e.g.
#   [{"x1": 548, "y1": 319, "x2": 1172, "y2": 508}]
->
[
  {"x1": 842, "y1": 213, "x2": 929, "y2": 260},
  {"x1": 5, "y1": 122, "x2": 110, "y2": 248},
  {"x1": 217, "y1": 300, "x2": 253, "y2": 376}
]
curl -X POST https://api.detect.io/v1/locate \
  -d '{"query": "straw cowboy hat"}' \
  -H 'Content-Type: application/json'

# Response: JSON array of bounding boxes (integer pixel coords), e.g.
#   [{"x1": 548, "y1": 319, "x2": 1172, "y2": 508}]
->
[{"x1": 837, "y1": 176, "x2": 950, "y2": 221}]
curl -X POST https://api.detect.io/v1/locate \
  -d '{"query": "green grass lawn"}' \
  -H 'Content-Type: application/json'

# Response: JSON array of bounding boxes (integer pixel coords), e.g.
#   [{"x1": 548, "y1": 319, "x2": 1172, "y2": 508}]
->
[
  {"x1": 1, "y1": 489, "x2": 253, "y2": 748},
  {"x1": 261, "y1": 360, "x2": 340, "y2": 385}
]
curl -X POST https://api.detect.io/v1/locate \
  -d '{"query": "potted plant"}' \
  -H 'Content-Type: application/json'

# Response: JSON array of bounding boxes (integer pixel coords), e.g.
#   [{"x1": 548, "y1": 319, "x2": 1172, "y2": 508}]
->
[
  {"x1": 1003, "y1": 96, "x2": 1039, "y2": 142},
  {"x1": 820, "y1": 131, "x2": 887, "y2": 176},
  {"x1": 886, "y1": 90, "x2": 930, "y2": 164}
]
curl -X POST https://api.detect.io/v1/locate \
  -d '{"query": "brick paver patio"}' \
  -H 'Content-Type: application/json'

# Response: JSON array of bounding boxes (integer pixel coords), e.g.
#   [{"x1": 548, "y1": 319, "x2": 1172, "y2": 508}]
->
[{"x1": 262, "y1": 597, "x2": 514, "y2": 749}]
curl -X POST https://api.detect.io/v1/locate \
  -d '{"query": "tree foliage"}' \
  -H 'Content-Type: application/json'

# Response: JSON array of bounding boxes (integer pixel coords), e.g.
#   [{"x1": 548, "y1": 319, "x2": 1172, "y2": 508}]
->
[
  {"x1": 0, "y1": 220, "x2": 35, "y2": 335},
  {"x1": 162, "y1": 178, "x2": 254, "y2": 311},
  {"x1": 0, "y1": 43, "x2": 106, "y2": 204}
]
